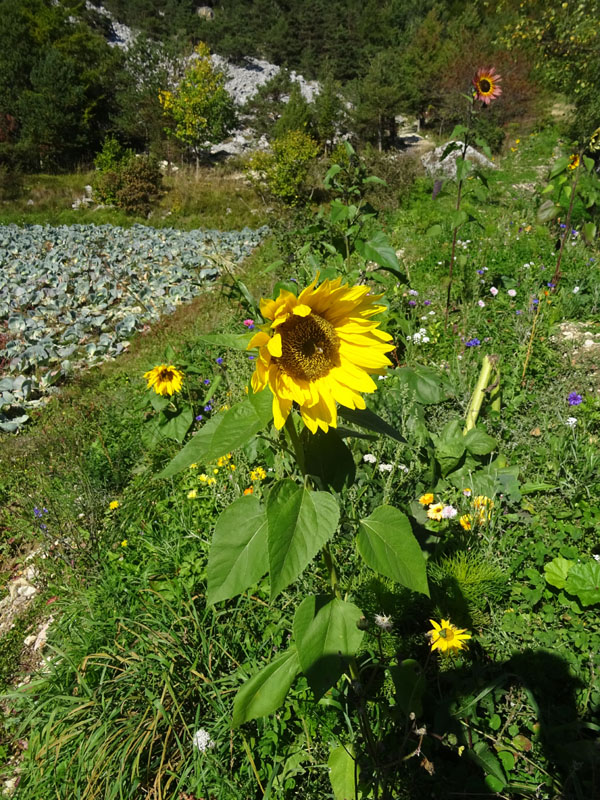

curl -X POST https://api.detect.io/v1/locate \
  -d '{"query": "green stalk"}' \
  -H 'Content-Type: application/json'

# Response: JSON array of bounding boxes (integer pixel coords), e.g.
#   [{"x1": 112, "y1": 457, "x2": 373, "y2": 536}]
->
[
  {"x1": 284, "y1": 413, "x2": 306, "y2": 476},
  {"x1": 463, "y1": 355, "x2": 494, "y2": 433}
]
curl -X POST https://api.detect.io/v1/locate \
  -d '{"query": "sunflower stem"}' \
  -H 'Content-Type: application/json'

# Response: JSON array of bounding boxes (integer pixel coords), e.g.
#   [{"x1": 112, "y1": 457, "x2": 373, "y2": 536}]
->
[
  {"x1": 322, "y1": 545, "x2": 341, "y2": 600},
  {"x1": 284, "y1": 414, "x2": 306, "y2": 476}
]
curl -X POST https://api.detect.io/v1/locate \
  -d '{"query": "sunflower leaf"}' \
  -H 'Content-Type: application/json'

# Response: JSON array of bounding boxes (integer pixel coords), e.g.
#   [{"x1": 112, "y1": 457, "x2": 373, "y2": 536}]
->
[
  {"x1": 328, "y1": 745, "x2": 358, "y2": 800},
  {"x1": 267, "y1": 480, "x2": 340, "y2": 598},
  {"x1": 338, "y1": 407, "x2": 406, "y2": 444},
  {"x1": 232, "y1": 647, "x2": 300, "y2": 726},
  {"x1": 357, "y1": 505, "x2": 429, "y2": 596},
  {"x1": 293, "y1": 595, "x2": 364, "y2": 699},
  {"x1": 157, "y1": 388, "x2": 272, "y2": 478},
  {"x1": 207, "y1": 495, "x2": 268, "y2": 604}
]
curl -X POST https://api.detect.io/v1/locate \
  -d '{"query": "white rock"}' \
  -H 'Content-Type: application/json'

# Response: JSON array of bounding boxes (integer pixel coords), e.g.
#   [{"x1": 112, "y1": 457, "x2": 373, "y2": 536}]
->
[
  {"x1": 421, "y1": 141, "x2": 496, "y2": 180},
  {"x1": 17, "y1": 585, "x2": 36, "y2": 599}
]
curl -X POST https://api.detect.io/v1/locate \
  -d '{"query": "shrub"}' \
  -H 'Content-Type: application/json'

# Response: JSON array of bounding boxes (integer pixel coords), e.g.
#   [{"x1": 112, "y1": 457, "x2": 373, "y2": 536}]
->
[
  {"x1": 115, "y1": 156, "x2": 162, "y2": 217},
  {"x1": 246, "y1": 129, "x2": 319, "y2": 204}
]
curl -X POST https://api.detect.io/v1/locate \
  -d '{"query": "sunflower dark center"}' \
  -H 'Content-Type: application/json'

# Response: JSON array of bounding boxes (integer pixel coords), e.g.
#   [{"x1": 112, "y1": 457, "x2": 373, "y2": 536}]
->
[
  {"x1": 275, "y1": 312, "x2": 340, "y2": 381},
  {"x1": 159, "y1": 369, "x2": 175, "y2": 382},
  {"x1": 479, "y1": 78, "x2": 491, "y2": 93}
]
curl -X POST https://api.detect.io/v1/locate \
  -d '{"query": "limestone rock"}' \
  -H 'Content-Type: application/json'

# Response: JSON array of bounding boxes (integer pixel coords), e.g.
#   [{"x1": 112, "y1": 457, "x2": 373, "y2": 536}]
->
[{"x1": 421, "y1": 141, "x2": 496, "y2": 180}]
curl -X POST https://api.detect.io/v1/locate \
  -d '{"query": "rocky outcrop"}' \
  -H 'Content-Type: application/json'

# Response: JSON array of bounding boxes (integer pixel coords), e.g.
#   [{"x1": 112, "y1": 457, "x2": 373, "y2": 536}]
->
[{"x1": 421, "y1": 141, "x2": 496, "y2": 180}]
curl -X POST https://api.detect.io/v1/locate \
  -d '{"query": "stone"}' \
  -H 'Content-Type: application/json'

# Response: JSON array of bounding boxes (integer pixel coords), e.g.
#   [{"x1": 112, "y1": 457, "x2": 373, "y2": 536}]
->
[{"x1": 421, "y1": 141, "x2": 496, "y2": 180}]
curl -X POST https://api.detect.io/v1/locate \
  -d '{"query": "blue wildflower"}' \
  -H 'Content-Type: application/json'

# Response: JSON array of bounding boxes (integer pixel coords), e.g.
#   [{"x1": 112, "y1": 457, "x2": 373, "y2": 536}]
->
[
  {"x1": 195, "y1": 414, "x2": 203, "y2": 422},
  {"x1": 567, "y1": 392, "x2": 583, "y2": 406},
  {"x1": 215, "y1": 357, "x2": 223, "y2": 365},
  {"x1": 465, "y1": 338, "x2": 481, "y2": 347}
]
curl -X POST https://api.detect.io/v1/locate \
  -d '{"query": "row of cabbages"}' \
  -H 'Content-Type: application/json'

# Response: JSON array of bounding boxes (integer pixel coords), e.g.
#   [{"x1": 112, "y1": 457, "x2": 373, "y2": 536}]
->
[{"x1": 0, "y1": 223, "x2": 267, "y2": 431}]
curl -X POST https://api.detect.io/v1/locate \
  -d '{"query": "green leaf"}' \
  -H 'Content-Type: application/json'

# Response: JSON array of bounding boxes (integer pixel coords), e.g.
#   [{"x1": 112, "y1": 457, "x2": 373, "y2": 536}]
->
[
  {"x1": 544, "y1": 556, "x2": 574, "y2": 590},
  {"x1": 338, "y1": 406, "x2": 406, "y2": 444},
  {"x1": 455, "y1": 157, "x2": 472, "y2": 182},
  {"x1": 467, "y1": 742, "x2": 506, "y2": 787},
  {"x1": 158, "y1": 388, "x2": 272, "y2": 478},
  {"x1": 301, "y1": 428, "x2": 356, "y2": 492},
  {"x1": 537, "y1": 199, "x2": 560, "y2": 223},
  {"x1": 464, "y1": 427, "x2": 497, "y2": 456},
  {"x1": 390, "y1": 659, "x2": 426, "y2": 716},
  {"x1": 582, "y1": 222, "x2": 597, "y2": 244},
  {"x1": 565, "y1": 561, "x2": 600, "y2": 606},
  {"x1": 232, "y1": 648, "x2": 300, "y2": 726},
  {"x1": 549, "y1": 156, "x2": 569, "y2": 179},
  {"x1": 431, "y1": 419, "x2": 465, "y2": 476},
  {"x1": 426, "y1": 223, "x2": 443, "y2": 237},
  {"x1": 328, "y1": 745, "x2": 357, "y2": 800},
  {"x1": 498, "y1": 750, "x2": 515, "y2": 773},
  {"x1": 355, "y1": 230, "x2": 401, "y2": 271},
  {"x1": 158, "y1": 406, "x2": 193, "y2": 443},
  {"x1": 329, "y1": 199, "x2": 351, "y2": 223},
  {"x1": 449, "y1": 209, "x2": 469, "y2": 230},
  {"x1": 207, "y1": 495, "x2": 268, "y2": 604},
  {"x1": 395, "y1": 365, "x2": 451, "y2": 404},
  {"x1": 449, "y1": 124, "x2": 467, "y2": 140},
  {"x1": 267, "y1": 480, "x2": 340, "y2": 598},
  {"x1": 357, "y1": 505, "x2": 429, "y2": 596},
  {"x1": 293, "y1": 595, "x2": 364, "y2": 698},
  {"x1": 196, "y1": 332, "x2": 253, "y2": 350},
  {"x1": 150, "y1": 393, "x2": 171, "y2": 412},
  {"x1": 520, "y1": 482, "x2": 557, "y2": 495}
]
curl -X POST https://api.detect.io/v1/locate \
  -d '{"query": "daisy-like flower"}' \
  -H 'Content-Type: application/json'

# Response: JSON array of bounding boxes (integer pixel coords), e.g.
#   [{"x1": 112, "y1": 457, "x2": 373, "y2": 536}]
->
[
  {"x1": 427, "y1": 502, "x2": 445, "y2": 521},
  {"x1": 247, "y1": 277, "x2": 394, "y2": 433},
  {"x1": 460, "y1": 514, "x2": 472, "y2": 531},
  {"x1": 192, "y1": 728, "x2": 215, "y2": 752},
  {"x1": 109, "y1": 500, "x2": 119, "y2": 510},
  {"x1": 419, "y1": 493, "x2": 434, "y2": 506},
  {"x1": 472, "y1": 67, "x2": 502, "y2": 105},
  {"x1": 428, "y1": 618, "x2": 472, "y2": 654},
  {"x1": 567, "y1": 153, "x2": 580, "y2": 171},
  {"x1": 374, "y1": 613, "x2": 393, "y2": 632},
  {"x1": 250, "y1": 466, "x2": 267, "y2": 481},
  {"x1": 144, "y1": 364, "x2": 184, "y2": 396},
  {"x1": 363, "y1": 453, "x2": 377, "y2": 464},
  {"x1": 441, "y1": 505, "x2": 458, "y2": 519}
]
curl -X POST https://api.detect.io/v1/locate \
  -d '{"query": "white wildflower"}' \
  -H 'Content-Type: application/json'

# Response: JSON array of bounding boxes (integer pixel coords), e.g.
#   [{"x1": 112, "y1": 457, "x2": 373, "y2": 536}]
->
[
  {"x1": 441, "y1": 505, "x2": 458, "y2": 519},
  {"x1": 572, "y1": 286, "x2": 580, "y2": 294},
  {"x1": 193, "y1": 728, "x2": 215, "y2": 752},
  {"x1": 565, "y1": 417, "x2": 578, "y2": 428},
  {"x1": 363, "y1": 454, "x2": 377, "y2": 464},
  {"x1": 378, "y1": 463, "x2": 393, "y2": 473},
  {"x1": 374, "y1": 613, "x2": 393, "y2": 632}
]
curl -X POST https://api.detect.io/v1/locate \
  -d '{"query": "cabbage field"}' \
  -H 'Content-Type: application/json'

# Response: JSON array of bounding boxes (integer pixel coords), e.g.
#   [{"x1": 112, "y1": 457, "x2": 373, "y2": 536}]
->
[{"x1": 0, "y1": 223, "x2": 266, "y2": 431}]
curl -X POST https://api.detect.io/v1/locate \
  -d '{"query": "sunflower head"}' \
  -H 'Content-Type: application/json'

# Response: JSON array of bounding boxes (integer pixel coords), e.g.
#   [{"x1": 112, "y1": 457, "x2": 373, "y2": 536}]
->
[
  {"x1": 472, "y1": 67, "x2": 502, "y2": 105},
  {"x1": 567, "y1": 153, "x2": 580, "y2": 170},
  {"x1": 144, "y1": 364, "x2": 184, "y2": 396},
  {"x1": 428, "y1": 618, "x2": 472, "y2": 654},
  {"x1": 247, "y1": 277, "x2": 394, "y2": 433}
]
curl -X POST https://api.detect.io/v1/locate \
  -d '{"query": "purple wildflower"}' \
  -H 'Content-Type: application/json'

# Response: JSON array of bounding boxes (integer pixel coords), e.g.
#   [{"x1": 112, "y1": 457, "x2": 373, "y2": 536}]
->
[
  {"x1": 466, "y1": 338, "x2": 481, "y2": 347},
  {"x1": 203, "y1": 404, "x2": 213, "y2": 413},
  {"x1": 195, "y1": 414, "x2": 203, "y2": 422},
  {"x1": 203, "y1": 378, "x2": 211, "y2": 386},
  {"x1": 424, "y1": 300, "x2": 432, "y2": 306},
  {"x1": 408, "y1": 300, "x2": 416, "y2": 307},
  {"x1": 567, "y1": 392, "x2": 583, "y2": 406},
  {"x1": 215, "y1": 357, "x2": 223, "y2": 365}
]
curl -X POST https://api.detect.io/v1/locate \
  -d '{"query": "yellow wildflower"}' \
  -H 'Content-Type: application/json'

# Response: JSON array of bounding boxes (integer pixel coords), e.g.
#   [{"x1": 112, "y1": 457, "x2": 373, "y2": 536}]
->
[
  {"x1": 427, "y1": 503, "x2": 445, "y2": 521},
  {"x1": 419, "y1": 493, "x2": 434, "y2": 506},
  {"x1": 428, "y1": 619, "x2": 471, "y2": 653},
  {"x1": 109, "y1": 500, "x2": 120, "y2": 510}
]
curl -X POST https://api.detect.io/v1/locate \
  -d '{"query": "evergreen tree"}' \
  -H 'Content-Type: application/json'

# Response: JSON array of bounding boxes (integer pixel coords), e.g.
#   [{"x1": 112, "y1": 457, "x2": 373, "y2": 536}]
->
[
  {"x1": 273, "y1": 83, "x2": 311, "y2": 139},
  {"x1": 352, "y1": 50, "x2": 402, "y2": 151},
  {"x1": 311, "y1": 73, "x2": 345, "y2": 153}
]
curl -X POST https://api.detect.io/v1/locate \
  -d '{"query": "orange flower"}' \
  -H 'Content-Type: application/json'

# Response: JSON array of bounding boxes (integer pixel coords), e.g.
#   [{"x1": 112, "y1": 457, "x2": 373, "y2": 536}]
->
[{"x1": 244, "y1": 487, "x2": 254, "y2": 495}]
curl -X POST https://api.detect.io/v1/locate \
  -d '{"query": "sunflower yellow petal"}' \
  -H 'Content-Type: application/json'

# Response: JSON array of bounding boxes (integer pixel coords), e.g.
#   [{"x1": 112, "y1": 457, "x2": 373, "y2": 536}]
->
[
  {"x1": 267, "y1": 333, "x2": 283, "y2": 357},
  {"x1": 248, "y1": 331, "x2": 270, "y2": 349}
]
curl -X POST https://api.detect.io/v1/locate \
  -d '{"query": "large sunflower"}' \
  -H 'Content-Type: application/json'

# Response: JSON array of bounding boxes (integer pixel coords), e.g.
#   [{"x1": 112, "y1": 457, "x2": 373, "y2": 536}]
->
[
  {"x1": 472, "y1": 67, "x2": 502, "y2": 105},
  {"x1": 144, "y1": 364, "x2": 184, "y2": 396},
  {"x1": 247, "y1": 276, "x2": 394, "y2": 433}
]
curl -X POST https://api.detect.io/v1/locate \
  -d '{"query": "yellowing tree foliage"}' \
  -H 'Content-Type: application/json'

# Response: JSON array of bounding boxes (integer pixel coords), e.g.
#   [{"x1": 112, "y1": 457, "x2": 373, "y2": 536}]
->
[{"x1": 158, "y1": 42, "x2": 236, "y2": 169}]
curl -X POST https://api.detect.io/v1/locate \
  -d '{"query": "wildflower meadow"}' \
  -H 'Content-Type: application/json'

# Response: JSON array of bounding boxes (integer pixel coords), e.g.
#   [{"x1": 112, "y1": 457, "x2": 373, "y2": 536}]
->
[{"x1": 1, "y1": 46, "x2": 600, "y2": 800}]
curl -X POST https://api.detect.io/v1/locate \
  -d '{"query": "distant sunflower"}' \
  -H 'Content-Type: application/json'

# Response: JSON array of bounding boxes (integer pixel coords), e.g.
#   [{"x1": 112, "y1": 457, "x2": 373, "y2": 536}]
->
[
  {"x1": 428, "y1": 618, "x2": 472, "y2": 654},
  {"x1": 567, "y1": 153, "x2": 580, "y2": 170},
  {"x1": 472, "y1": 67, "x2": 502, "y2": 105},
  {"x1": 144, "y1": 364, "x2": 184, "y2": 396},
  {"x1": 248, "y1": 276, "x2": 394, "y2": 433}
]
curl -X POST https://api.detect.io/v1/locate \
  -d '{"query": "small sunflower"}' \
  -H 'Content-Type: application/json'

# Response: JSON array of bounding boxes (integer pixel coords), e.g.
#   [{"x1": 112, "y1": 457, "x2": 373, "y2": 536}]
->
[
  {"x1": 428, "y1": 618, "x2": 472, "y2": 653},
  {"x1": 427, "y1": 502, "x2": 445, "y2": 521},
  {"x1": 567, "y1": 153, "x2": 580, "y2": 170},
  {"x1": 472, "y1": 67, "x2": 502, "y2": 105},
  {"x1": 144, "y1": 364, "x2": 184, "y2": 396},
  {"x1": 248, "y1": 277, "x2": 394, "y2": 433}
]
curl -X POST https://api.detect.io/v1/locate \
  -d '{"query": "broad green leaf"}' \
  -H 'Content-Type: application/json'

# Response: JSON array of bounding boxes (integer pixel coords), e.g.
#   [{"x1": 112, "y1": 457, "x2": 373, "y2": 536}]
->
[
  {"x1": 338, "y1": 406, "x2": 406, "y2": 444},
  {"x1": 426, "y1": 223, "x2": 443, "y2": 237},
  {"x1": 150, "y1": 393, "x2": 171, "y2": 412},
  {"x1": 467, "y1": 742, "x2": 506, "y2": 787},
  {"x1": 544, "y1": 556, "x2": 574, "y2": 590},
  {"x1": 267, "y1": 480, "x2": 339, "y2": 598},
  {"x1": 449, "y1": 209, "x2": 469, "y2": 230},
  {"x1": 158, "y1": 388, "x2": 272, "y2": 478},
  {"x1": 449, "y1": 124, "x2": 467, "y2": 140},
  {"x1": 293, "y1": 595, "x2": 364, "y2": 698},
  {"x1": 328, "y1": 745, "x2": 357, "y2": 800},
  {"x1": 207, "y1": 495, "x2": 268, "y2": 604},
  {"x1": 158, "y1": 406, "x2": 193, "y2": 443},
  {"x1": 565, "y1": 561, "x2": 600, "y2": 606},
  {"x1": 455, "y1": 156, "x2": 472, "y2": 182},
  {"x1": 357, "y1": 505, "x2": 429, "y2": 596},
  {"x1": 232, "y1": 648, "x2": 300, "y2": 726},
  {"x1": 390, "y1": 659, "x2": 426, "y2": 716},
  {"x1": 549, "y1": 156, "x2": 569, "y2": 179},
  {"x1": 395, "y1": 365, "x2": 452, "y2": 404},
  {"x1": 301, "y1": 428, "x2": 356, "y2": 492},
  {"x1": 329, "y1": 199, "x2": 352, "y2": 223},
  {"x1": 355, "y1": 230, "x2": 400, "y2": 271},
  {"x1": 582, "y1": 222, "x2": 597, "y2": 244},
  {"x1": 432, "y1": 419, "x2": 465, "y2": 476},
  {"x1": 583, "y1": 155, "x2": 595, "y2": 173},
  {"x1": 520, "y1": 482, "x2": 557, "y2": 495},
  {"x1": 537, "y1": 199, "x2": 560, "y2": 223},
  {"x1": 464, "y1": 427, "x2": 497, "y2": 456},
  {"x1": 498, "y1": 751, "x2": 515, "y2": 773},
  {"x1": 196, "y1": 332, "x2": 253, "y2": 350}
]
